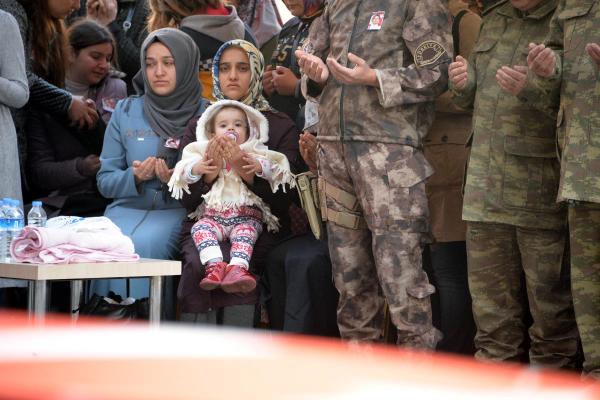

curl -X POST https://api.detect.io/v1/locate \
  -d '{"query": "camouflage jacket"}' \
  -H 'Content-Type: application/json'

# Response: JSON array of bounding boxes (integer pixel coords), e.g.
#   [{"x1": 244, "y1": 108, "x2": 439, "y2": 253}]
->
[
  {"x1": 528, "y1": 0, "x2": 600, "y2": 203},
  {"x1": 304, "y1": 0, "x2": 452, "y2": 146},
  {"x1": 451, "y1": 0, "x2": 565, "y2": 230}
]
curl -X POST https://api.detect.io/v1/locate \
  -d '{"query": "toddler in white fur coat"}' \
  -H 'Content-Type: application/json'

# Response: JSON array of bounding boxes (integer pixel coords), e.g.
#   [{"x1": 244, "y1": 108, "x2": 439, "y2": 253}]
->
[{"x1": 169, "y1": 100, "x2": 294, "y2": 293}]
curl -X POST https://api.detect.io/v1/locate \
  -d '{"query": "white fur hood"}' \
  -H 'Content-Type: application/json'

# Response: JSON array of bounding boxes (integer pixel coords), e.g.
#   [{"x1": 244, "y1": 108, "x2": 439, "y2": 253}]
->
[{"x1": 194, "y1": 99, "x2": 270, "y2": 145}]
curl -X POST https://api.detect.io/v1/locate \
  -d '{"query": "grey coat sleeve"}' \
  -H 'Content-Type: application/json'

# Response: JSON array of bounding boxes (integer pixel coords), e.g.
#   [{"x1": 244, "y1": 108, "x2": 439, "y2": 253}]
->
[
  {"x1": 1, "y1": 1, "x2": 72, "y2": 114},
  {"x1": 0, "y1": 11, "x2": 28, "y2": 108}
]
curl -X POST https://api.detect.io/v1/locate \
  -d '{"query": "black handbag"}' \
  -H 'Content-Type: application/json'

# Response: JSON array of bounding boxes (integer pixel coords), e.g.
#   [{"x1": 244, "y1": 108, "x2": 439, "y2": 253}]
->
[{"x1": 77, "y1": 291, "x2": 149, "y2": 320}]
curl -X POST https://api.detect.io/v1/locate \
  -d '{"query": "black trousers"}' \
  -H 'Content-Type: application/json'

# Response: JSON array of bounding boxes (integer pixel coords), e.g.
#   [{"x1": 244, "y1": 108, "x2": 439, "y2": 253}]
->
[
  {"x1": 261, "y1": 234, "x2": 339, "y2": 337},
  {"x1": 424, "y1": 241, "x2": 475, "y2": 354}
]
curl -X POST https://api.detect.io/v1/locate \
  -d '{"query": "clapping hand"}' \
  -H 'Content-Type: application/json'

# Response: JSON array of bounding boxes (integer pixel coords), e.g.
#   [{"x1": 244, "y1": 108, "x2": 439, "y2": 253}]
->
[
  {"x1": 220, "y1": 135, "x2": 244, "y2": 165},
  {"x1": 272, "y1": 66, "x2": 299, "y2": 95},
  {"x1": 295, "y1": 50, "x2": 330, "y2": 83},
  {"x1": 299, "y1": 131, "x2": 318, "y2": 174},
  {"x1": 263, "y1": 65, "x2": 276, "y2": 97},
  {"x1": 77, "y1": 154, "x2": 101, "y2": 177},
  {"x1": 586, "y1": 43, "x2": 600, "y2": 67},
  {"x1": 133, "y1": 156, "x2": 156, "y2": 184},
  {"x1": 69, "y1": 96, "x2": 99, "y2": 129},
  {"x1": 87, "y1": 0, "x2": 118, "y2": 26},
  {"x1": 449, "y1": 55, "x2": 469, "y2": 89},
  {"x1": 325, "y1": 53, "x2": 378, "y2": 86},
  {"x1": 527, "y1": 43, "x2": 557, "y2": 78},
  {"x1": 191, "y1": 158, "x2": 218, "y2": 176},
  {"x1": 496, "y1": 65, "x2": 528, "y2": 96},
  {"x1": 241, "y1": 154, "x2": 263, "y2": 175},
  {"x1": 201, "y1": 138, "x2": 224, "y2": 184},
  {"x1": 154, "y1": 158, "x2": 174, "y2": 184}
]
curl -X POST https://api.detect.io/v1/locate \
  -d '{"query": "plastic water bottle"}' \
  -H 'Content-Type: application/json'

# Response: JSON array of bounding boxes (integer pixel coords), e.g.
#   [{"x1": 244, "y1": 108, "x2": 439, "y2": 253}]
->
[
  {"x1": 0, "y1": 199, "x2": 7, "y2": 263},
  {"x1": 4, "y1": 199, "x2": 24, "y2": 262},
  {"x1": 27, "y1": 201, "x2": 47, "y2": 227}
]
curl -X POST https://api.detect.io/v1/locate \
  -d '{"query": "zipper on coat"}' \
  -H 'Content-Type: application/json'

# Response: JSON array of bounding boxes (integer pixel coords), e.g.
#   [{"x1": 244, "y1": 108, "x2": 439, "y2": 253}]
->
[
  {"x1": 129, "y1": 189, "x2": 159, "y2": 237},
  {"x1": 340, "y1": 1, "x2": 363, "y2": 140}
]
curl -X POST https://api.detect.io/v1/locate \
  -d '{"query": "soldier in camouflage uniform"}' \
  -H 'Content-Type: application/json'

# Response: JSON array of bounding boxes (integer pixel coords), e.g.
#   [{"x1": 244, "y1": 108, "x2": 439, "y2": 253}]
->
[
  {"x1": 295, "y1": 1, "x2": 452, "y2": 348},
  {"x1": 527, "y1": 0, "x2": 600, "y2": 378},
  {"x1": 449, "y1": 0, "x2": 578, "y2": 367}
]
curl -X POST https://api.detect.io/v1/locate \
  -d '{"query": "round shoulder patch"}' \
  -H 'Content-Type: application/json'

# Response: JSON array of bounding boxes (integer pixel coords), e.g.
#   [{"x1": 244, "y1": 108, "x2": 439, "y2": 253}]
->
[{"x1": 414, "y1": 40, "x2": 447, "y2": 68}]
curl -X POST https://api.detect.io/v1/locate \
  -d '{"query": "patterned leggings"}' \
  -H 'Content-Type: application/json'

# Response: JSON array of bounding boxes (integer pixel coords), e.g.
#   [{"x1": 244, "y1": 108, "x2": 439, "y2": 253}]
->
[{"x1": 191, "y1": 206, "x2": 263, "y2": 268}]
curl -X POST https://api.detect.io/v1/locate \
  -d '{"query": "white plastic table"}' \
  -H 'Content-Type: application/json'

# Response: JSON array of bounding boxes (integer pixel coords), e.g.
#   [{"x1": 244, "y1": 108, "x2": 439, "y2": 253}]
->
[{"x1": 0, "y1": 259, "x2": 181, "y2": 324}]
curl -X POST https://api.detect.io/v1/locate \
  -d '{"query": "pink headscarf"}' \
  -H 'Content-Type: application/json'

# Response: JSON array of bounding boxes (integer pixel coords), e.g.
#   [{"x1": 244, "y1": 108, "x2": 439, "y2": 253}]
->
[{"x1": 236, "y1": 0, "x2": 282, "y2": 48}]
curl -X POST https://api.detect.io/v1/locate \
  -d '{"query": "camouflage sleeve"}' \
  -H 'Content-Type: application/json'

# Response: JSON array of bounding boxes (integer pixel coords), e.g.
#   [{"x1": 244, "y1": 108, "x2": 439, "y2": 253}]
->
[
  {"x1": 374, "y1": 0, "x2": 453, "y2": 107},
  {"x1": 301, "y1": 9, "x2": 331, "y2": 100},
  {"x1": 519, "y1": 0, "x2": 564, "y2": 114}
]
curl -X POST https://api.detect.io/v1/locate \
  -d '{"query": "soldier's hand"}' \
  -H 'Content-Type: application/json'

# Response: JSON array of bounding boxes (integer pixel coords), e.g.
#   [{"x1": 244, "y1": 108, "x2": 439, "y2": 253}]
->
[
  {"x1": 586, "y1": 43, "x2": 600, "y2": 67},
  {"x1": 496, "y1": 65, "x2": 527, "y2": 96},
  {"x1": 527, "y1": 43, "x2": 556, "y2": 78},
  {"x1": 295, "y1": 50, "x2": 329, "y2": 83},
  {"x1": 326, "y1": 53, "x2": 378, "y2": 87},
  {"x1": 299, "y1": 132, "x2": 318, "y2": 174},
  {"x1": 449, "y1": 55, "x2": 469, "y2": 89}
]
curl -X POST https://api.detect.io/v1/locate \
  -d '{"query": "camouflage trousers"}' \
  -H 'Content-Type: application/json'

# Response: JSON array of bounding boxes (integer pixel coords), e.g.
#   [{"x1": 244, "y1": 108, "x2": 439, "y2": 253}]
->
[
  {"x1": 568, "y1": 202, "x2": 600, "y2": 378},
  {"x1": 466, "y1": 221, "x2": 578, "y2": 368},
  {"x1": 318, "y1": 140, "x2": 440, "y2": 349}
]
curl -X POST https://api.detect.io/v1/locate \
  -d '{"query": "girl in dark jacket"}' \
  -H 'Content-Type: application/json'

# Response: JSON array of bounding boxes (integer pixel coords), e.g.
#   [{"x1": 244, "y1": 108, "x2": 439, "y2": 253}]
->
[{"x1": 27, "y1": 19, "x2": 126, "y2": 217}]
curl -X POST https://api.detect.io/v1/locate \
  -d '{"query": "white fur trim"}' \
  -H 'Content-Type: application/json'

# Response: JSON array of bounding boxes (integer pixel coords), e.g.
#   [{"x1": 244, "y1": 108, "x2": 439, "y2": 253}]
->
[
  {"x1": 194, "y1": 100, "x2": 270, "y2": 144},
  {"x1": 169, "y1": 100, "x2": 295, "y2": 231}
]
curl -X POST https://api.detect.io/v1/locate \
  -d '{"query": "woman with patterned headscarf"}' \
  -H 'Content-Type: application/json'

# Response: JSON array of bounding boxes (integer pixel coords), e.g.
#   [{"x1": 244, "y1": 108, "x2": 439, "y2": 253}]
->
[
  {"x1": 92, "y1": 28, "x2": 209, "y2": 301},
  {"x1": 147, "y1": 0, "x2": 257, "y2": 101},
  {"x1": 262, "y1": 0, "x2": 325, "y2": 123},
  {"x1": 177, "y1": 39, "x2": 301, "y2": 327}
]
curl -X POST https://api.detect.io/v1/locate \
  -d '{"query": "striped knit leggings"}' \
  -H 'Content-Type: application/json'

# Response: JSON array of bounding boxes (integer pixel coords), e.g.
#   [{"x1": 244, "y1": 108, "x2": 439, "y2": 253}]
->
[{"x1": 191, "y1": 206, "x2": 263, "y2": 268}]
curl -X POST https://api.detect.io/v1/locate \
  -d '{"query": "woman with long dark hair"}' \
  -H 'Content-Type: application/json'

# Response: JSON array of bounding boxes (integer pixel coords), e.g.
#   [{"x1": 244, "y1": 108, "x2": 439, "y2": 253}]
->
[{"x1": 0, "y1": 0, "x2": 99, "y2": 196}]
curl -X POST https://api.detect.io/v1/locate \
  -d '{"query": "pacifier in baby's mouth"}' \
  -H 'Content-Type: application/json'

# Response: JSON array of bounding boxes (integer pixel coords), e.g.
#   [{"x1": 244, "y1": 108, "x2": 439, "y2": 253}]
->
[{"x1": 225, "y1": 130, "x2": 239, "y2": 141}]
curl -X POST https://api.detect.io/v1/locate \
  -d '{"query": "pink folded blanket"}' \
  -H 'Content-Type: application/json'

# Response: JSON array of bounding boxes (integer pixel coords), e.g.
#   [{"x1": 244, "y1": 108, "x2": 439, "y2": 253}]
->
[{"x1": 10, "y1": 217, "x2": 139, "y2": 264}]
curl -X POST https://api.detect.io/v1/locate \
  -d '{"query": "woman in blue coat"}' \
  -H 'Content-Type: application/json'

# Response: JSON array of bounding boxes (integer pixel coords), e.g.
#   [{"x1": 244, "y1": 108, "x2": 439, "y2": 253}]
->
[{"x1": 92, "y1": 28, "x2": 207, "y2": 300}]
